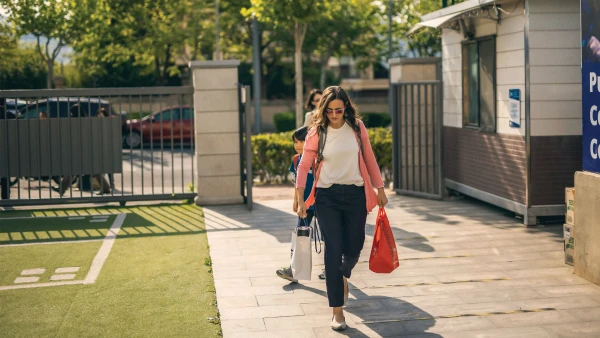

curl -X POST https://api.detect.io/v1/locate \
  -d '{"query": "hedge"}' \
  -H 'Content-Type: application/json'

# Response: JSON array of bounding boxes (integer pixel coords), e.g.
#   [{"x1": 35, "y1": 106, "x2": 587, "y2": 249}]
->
[
  {"x1": 273, "y1": 112, "x2": 296, "y2": 133},
  {"x1": 252, "y1": 127, "x2": 392, "y2": 184},
  {"x1": 274, "y1": 112, "x2": 391, "y2": 133}
]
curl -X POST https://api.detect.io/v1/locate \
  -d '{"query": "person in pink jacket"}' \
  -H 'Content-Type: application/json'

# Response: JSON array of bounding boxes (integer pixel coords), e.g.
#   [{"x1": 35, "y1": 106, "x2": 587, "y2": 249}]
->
[{"x1": 296, "y1": 86, "x2": 388, "y2": 331}]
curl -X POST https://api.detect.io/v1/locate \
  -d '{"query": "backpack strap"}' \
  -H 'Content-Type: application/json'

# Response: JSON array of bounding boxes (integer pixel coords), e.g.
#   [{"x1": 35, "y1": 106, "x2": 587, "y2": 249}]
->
[
  {"x1": 293, "y1": 154, "x2": 300, "y2": 171},
  {"x1": 316, "y1": 125, "x2": 327, "y2": 168}
]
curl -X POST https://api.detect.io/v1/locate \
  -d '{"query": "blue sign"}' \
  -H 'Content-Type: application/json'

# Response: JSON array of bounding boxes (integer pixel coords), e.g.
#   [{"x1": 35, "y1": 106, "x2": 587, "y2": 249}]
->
[
  {"x1": 582, "y1": 0, "x2": 600, "y2": 173},
  {"x1": 508, "y1": 89, "x2": 520, "y2": 128}
]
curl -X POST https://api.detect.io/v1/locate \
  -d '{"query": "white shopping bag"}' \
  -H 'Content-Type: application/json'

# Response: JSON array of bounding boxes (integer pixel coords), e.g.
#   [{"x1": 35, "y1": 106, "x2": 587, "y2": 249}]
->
[{"x1": 291, "y1": 226, "x2": 312, "y2": 281}]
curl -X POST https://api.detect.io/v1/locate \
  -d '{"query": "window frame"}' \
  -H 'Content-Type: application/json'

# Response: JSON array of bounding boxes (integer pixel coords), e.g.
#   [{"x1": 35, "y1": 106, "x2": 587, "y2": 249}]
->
[{"x1": 461, "y1": 35, "x2": 497, "y2": 132}]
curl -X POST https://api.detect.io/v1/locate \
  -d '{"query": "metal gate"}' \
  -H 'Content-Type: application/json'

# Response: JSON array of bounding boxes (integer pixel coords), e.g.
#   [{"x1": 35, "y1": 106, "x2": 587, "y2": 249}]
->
[
  {"x1": 238, "y1": 84, "x2": 253, "y2": 210},
  {"x1": 0, "y1": 87, "x2": 196, "y2": 206},
  {"x1": 391, "y1": 81, "x2": 444, "y2": 199}
]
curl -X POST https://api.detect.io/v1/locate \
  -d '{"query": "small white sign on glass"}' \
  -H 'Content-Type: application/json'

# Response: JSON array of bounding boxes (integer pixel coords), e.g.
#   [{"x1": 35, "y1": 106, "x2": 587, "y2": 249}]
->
[{"x1": 509, "y1": 89, "x2": 521, "y2": 128}]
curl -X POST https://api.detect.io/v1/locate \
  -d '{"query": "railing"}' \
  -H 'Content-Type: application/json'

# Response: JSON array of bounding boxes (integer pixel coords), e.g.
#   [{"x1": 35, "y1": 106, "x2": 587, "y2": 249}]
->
[{"x1": 0, "y1": 86, "x2": 196, "y2": 206}]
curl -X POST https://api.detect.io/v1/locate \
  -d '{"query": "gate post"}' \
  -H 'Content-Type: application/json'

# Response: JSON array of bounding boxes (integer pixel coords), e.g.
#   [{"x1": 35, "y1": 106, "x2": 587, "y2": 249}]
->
[{"x1": 189, "y1": 60, "x2": 244, "y2": 206}]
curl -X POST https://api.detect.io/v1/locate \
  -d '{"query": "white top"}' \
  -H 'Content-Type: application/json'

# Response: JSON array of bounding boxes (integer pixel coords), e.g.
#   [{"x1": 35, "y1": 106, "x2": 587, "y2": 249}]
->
[
  {"x1": 303, "y1": 111, "x2": 314, "y2": 127},
  {"x1": 317, "y1": 122, "x2": 364, "y2": 188}
]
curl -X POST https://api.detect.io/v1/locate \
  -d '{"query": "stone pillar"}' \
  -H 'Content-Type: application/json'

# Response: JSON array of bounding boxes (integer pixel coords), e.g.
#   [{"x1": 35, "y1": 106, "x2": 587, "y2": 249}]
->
[
  {"x1": 389, "y1": 57, "x2": 441, "y2": 82},
  {"x1": 574, "y1": 171, "x2": 600, "y2": 285},
  {"x1": 189, "y1": 60, "x2": 244, "y2": 206}
]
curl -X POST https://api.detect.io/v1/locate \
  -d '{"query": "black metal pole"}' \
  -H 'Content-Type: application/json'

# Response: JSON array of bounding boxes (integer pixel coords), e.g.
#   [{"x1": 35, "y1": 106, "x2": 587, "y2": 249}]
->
[{"x1": 252, "y1": 16, "x2": 262, "y2": 133}]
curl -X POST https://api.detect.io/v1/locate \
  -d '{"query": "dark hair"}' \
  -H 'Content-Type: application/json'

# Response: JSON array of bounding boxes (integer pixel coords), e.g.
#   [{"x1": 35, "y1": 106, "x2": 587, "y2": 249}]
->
[
  {"x1": 304, "y1": 89, "x2": 323, "y2": 111},
  {"x1": 97, "y1": 108, "x2": 108, "y2": 117},
  {"x1": 312, "y1": 86, "x2": 361, "y2": 136},
  {"x1": 70, "y1": 104, "x2": 87, "y2": 117},
  {"x1": 292, "y1": 126, "x2": 309, "y2": 142}
]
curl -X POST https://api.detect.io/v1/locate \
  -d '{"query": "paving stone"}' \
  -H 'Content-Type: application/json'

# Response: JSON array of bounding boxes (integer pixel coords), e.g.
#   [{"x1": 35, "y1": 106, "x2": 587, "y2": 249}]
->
[
  {"x1": 514, "y1": 296, "x2": 600, "y2": 311},
  {"x1": 50, "y1": 274, "x2": 76, "y2": 281},
  {"x1": 220, "y1": 304, "x2": 304, "y2": 320},
  {"x1": 220, "y1": 318, "x2": 266, "y2": 335},
  {"x1": 440, "y1": 326, "x2": 557, "y2": 338},
  {"x1": 205, "y1": 194, "x2": 600, "y2": 338},
  {"x1": 214, "y1": 278, "x2": 252, "y2": 289},
  {"x1": 313, "y1": 324, "x2": 389, "y2": 337},
  {"x1": 488, "y1": 309, "x2": 580, "y2": 328},
  {"x1": 544, "y1": 321, "x2": 600, "y2": 337},
  {"x1": 264, "y1": 314, "x2": 356, "y2": 332},
  {"x1": 409, "y1": 281, "x2": 490, "y2": 296},
  {"x1": 20, "y1": 268, "x2": 46, "y2": 276},
  {"x1": 217, "y1": 296, "x2": 257, "y2": 309},
  {"x1": 381, "y1": 294, "x2": 465, "y2": 309},
  {"x1": 251, "y1": 276, "x2": 295, "y2": 287},
  {"x1": 535, "y1": 285, "x2": 600, "y2": 298},
  {"x1": 55, "y1": 267, "x2": 80, "y2": 273},
  {"x1": 256, "y1": 294, "x2": 300, "y2": 306},
  {"x1": 14, "y1": 276, "x2": 40, "y2": 284},
  {"x1": 216, "y1": 285, "x2": 293, "y2": 298},
  {"x1": 228, "y1": 329, "x2": 316, "y2": 338},
  {"x1": 402, "y1": 316, "x2": 497, "y2": 334},
  {"x1": 565, "y1": 307, "x2": 600, "y2": 322}
]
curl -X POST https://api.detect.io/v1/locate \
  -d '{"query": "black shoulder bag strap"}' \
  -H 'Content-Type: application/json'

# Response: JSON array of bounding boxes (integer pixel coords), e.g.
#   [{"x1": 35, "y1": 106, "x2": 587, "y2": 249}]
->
[{"x1": 316, "y1": 125, "x2": 327, "y2": 168}]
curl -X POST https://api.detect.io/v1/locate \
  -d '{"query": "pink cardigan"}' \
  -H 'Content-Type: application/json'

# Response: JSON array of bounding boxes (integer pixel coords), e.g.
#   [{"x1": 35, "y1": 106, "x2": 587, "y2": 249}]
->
[{"x1": 296, "y1": 120, "x2": 384, "y2": 213}]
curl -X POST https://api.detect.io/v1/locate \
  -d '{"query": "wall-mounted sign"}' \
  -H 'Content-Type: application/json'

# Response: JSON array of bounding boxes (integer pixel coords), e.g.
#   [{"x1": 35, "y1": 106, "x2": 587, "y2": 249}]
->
[
  {"x1": 508, "y1": 89, "x2": 520, "y2": 128},
  {"x1": 582, "y1": 0, "x2": 600, "y2": 173}
]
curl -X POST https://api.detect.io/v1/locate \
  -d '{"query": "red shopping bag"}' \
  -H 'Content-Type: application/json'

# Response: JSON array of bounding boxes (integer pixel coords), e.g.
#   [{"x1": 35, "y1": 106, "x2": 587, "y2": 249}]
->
[{"x1": 369, "y1": 207, "x2": 400, "y2": 273}]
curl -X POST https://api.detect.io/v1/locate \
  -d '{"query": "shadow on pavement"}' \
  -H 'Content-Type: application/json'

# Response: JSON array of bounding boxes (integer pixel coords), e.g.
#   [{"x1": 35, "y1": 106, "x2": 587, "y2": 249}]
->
[{"x1": 292, "y1": 282, "x2": 442, "y2": 337}]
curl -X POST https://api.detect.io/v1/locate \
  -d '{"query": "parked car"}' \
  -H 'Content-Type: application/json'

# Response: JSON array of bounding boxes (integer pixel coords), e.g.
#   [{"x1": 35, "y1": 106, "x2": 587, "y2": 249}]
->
[
  {"x1": 124, "y1": 106, "x2": 194, "y2": 148},
  {"x1": 19, "y1": 97, "x2": 118, "y2": 119},
  {"x1": 5, "y1": 99, "x2": 26, "y2": 118}
]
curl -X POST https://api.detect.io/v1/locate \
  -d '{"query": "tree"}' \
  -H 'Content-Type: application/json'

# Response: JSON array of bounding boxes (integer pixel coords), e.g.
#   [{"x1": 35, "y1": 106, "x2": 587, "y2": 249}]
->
[
  {"x1": 244, "y1": 0, "x2": 327, "y2": 128},
  {"x1": 1, "y1": 0, "x2": 76, "y2": 88},
  {"x1": 390, "y1": 0, "x2": 468, "y2": 57},
  {"x1": 304, "y1": 0, "x2": 382, "y2": 90},
  {"x1": 72, "y1": 0, "x2": 215, "y2": 86}
]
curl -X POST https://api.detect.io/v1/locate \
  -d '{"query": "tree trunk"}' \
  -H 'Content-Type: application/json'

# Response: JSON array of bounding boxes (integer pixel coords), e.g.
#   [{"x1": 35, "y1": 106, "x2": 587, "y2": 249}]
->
[
  {"x1": 294, "y1": 23, "x2": 306, "y2": 128},
  {"x1": 46, "y1": 60, "x2": 54, "y2": 89},
  {"x1": 319, "y1": 45, "x2": 333, "y2": 90}
]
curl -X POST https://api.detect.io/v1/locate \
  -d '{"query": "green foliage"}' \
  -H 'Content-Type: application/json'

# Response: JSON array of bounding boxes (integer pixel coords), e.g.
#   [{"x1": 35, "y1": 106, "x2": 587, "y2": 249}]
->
[
  {"x1": 251, "y1": 127, "x2": 392, "y2": 184},
  {"x1": 273, "y1": 112, "x2": 296, "y2": 133},
  {"x1": 361, "y1": 113, "x2": 392, "y2": 128},
  {"x1": 251, "y1": 132, "x2": 296, "y2": 183},
  {"x1": 366, "y1": 127, "x2": 393, "y2": 183},
  {"x1": 0, "y1": 44, "x2": 47, "y2": 89},
  {"x1": 1, "y1": 0, "x2": 77, "y2": 87},
  {"x1": 389, "y1": 0, "x2": 468, "y2": 57}
]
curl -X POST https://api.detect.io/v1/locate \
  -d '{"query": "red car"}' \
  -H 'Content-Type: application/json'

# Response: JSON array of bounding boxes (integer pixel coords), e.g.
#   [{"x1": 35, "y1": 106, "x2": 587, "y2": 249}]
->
[{"x1": 124, "y1": 106, "x2": 194, "y2": 148}]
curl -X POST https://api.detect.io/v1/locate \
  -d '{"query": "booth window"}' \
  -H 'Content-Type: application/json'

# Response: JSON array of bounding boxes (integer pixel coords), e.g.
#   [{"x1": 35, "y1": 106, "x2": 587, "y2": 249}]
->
[{"x1": 462, "y1": 36, "x2": 496, "y2": 132}]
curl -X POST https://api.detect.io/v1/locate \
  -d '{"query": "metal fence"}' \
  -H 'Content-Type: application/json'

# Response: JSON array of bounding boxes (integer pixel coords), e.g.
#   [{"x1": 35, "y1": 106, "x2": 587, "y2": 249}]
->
[
  {"x1": 238, "y1": 85, "x2": 253, "y2": 211},
  {"x1": 0, "y1": 86, "x2": 196, "y2": 206},
  {"x1": 391, "y1": 81, "x2": 444, "y2": 199}
]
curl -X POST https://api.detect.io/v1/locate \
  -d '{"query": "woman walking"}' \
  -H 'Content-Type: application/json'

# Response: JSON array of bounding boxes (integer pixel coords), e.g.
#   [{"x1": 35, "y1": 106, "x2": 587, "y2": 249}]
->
[
  {"x1": 295, "y1": 86, "x2": 387, "y2": 331},
  {"x1": 303, "y1": 89, "x2": 323, "y2": 127}
]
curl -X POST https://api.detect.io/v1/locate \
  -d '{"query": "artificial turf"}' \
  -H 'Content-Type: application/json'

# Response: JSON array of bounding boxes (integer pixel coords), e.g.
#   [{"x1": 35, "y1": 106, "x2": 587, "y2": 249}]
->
[{"x1": 0, "y1": 204, "x2": 221, "y2": 337}]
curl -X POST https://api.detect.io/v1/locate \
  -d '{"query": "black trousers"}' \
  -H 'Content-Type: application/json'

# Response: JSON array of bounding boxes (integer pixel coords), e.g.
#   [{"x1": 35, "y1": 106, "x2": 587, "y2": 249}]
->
[{"x1": 315, "y1": 184, "x2": 367, "y2": 307}]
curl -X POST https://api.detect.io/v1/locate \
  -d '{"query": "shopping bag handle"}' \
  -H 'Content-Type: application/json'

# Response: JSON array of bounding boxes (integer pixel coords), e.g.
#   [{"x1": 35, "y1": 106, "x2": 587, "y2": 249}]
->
[{"x1": 300, "y1": 217, "x2": 322, "y2": 254}]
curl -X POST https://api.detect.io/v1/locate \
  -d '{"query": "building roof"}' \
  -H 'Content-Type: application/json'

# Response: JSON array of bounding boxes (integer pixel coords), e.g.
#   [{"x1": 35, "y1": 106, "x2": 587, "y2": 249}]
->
[{"x1": 409, "y1": 0, "x2": 515, "y2": 35}]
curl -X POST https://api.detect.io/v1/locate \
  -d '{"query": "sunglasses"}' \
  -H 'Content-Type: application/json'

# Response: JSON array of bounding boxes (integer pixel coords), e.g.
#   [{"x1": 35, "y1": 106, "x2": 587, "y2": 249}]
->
[{"x1": 325, "y1": 108, "x2": 344, "y2": 116}]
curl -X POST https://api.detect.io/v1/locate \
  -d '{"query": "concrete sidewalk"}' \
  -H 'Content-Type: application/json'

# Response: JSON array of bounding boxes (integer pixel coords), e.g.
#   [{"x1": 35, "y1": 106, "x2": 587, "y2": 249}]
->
[{"x1": 204, "y1": 189, "x2": 600, "y2": 338}]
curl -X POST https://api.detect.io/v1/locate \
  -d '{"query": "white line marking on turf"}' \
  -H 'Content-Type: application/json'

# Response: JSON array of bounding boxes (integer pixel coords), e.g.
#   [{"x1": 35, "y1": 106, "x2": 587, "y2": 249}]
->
[
  {"x1": 90, "y1": 219, "x2": 107, "y2": 223},
  {"x1": 84, "y1": 213, "x2": 125, "y2": 284},
  {"x1": 0, "y1": 214, "x2": 126, "y2": 291},
  {"x1": 93, "y1": 215, "x2": 109, "y2": 219},
  {"x1": 69, "y1": 217, "x2": 86, "y2": 220}
]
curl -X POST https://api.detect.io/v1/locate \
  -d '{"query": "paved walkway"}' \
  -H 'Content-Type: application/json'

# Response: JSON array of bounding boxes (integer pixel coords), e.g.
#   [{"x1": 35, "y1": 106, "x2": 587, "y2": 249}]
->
[{"x1": 204, "y1": 189, "x2": 600, "y2": 338}]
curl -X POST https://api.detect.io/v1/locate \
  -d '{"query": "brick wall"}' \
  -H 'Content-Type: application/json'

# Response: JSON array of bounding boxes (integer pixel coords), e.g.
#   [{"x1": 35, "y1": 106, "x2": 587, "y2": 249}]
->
[
  {"x1": 444, "y1": 127, "x2": 527, "y2": 204},
  {"x1": 530, "y1": 136, "x2": 581, "y2": 205}
]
